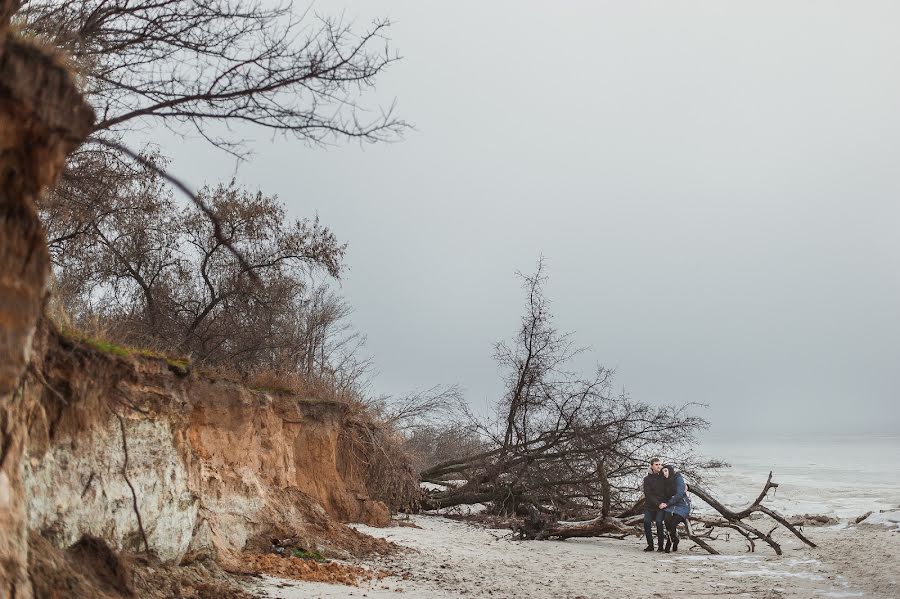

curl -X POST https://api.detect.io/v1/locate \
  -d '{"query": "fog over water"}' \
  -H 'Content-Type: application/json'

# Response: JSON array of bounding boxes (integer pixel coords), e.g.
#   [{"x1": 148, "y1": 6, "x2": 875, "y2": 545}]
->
[
  {"x1": 697, "y1": 433, "x2": 900, "y2": 517},
  {"x1": 145, "y1": 2, "x2": 900, "y2": 435}
]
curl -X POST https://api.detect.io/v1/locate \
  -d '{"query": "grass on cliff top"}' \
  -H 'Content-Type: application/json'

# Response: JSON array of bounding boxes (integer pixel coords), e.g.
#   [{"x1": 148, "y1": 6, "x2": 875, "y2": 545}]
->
[{"x1": 60, "y1": 328, "x2": 190, "y2": 371}]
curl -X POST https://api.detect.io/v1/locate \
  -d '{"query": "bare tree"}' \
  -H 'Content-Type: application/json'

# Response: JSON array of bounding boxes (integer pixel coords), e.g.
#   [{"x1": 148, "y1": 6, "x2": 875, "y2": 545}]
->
[
  {"x1": 414, "y1": 265, "x2": 819, "y2": 553},
  {"x1": 41, "y1": 144, "x2": 160, "y2": 265},
  {"x1": 51, "y1": 172, "x2": 357, "y2": 371},
  {"x1": 22, "y1": 0, "x2": 408, "y2": 300},
  {"x1": 173, "y1": 183, "x2": 344, "y2": 358},
  {"x1": 23, "y1": 0, "x2": 408, "y2": 389},
  {"x1": 46, "y1": 148, "x2": 380, "y2": 399},
  {"x1": 17, "y1": 0, "x2": 407, "y2": 150}
]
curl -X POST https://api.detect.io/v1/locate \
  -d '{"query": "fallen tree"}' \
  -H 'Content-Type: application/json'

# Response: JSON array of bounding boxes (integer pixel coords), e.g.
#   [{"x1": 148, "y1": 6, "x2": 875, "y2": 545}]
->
[
  {"x1": 415, "y1": 264, "x2": 817, "y2": 555},
  {"x1": 417, "y1": 262, "x2": 706, "y2": 517}
]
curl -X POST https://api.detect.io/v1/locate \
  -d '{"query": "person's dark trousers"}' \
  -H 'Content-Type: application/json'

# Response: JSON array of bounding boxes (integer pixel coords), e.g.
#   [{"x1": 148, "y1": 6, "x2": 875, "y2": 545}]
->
[
  {"x1": 665, "y1": 513, "x2": 686, "y2": 551},
  {"x1": 643, "y1": 509, "x2": 665, "y2": 548}
]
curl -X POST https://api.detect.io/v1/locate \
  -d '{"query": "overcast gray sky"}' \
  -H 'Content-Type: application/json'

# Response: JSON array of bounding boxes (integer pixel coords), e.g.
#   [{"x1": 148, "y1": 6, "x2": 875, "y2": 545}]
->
[{"x1": 147, "y1": 1, "x2": 900, "y2": 434}]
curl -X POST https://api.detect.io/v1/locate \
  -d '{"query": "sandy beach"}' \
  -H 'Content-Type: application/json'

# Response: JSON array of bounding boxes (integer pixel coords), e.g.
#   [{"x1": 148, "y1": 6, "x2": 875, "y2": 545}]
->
[{"x1": 248, "y1": 514, "x2": 900, "y2": 599}]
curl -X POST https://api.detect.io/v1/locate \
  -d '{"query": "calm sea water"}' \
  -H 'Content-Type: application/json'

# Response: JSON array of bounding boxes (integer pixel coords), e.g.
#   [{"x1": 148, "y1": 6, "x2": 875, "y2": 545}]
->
[{"x1": 694, "y1": 433, "x2": 900, "y2": 519}]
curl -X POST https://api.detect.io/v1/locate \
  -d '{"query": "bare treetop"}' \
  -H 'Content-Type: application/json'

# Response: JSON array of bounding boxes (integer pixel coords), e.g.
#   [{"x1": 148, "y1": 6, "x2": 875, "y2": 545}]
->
[{"x1": 18, "y1": 0, "x2": 408, "y2": 152}]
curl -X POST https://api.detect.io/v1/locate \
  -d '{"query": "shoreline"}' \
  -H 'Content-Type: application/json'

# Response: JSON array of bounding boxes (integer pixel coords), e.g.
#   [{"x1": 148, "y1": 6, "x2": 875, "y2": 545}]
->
[{"x1": 248, "y1": 514, "x2": 900, "y2": 599}]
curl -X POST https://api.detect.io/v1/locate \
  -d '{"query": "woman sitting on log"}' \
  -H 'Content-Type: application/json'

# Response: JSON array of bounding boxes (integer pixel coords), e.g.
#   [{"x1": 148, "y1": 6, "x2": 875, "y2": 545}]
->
[{"x1": 660, "y1": 464, "x2": 691, "y2": 553}]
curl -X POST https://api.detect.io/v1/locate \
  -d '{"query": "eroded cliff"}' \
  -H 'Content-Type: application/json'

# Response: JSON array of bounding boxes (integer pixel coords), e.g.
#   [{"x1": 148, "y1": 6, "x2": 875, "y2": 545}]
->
[{"x1": 22, "y1": 323, "x2": 391, "y2": 572}]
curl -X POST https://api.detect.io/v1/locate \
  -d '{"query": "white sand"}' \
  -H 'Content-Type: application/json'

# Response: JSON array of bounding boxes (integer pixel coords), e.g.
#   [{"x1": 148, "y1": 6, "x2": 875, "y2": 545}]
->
[{"x1": 248, "y1": 515, "x2": 900, "y2": 599}]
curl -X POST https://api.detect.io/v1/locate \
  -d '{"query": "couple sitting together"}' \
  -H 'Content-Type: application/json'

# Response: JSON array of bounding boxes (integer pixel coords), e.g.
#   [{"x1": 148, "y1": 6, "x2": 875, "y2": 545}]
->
[{"x1": 643, "y1": 457, "x2": 691, "y2": 553}]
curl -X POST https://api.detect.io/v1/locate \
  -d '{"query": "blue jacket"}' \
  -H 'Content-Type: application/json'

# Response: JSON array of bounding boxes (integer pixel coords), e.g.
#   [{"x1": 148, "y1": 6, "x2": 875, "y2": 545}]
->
[{"x1": 662, "y1": 467, "x2": 691, "y2": 519}]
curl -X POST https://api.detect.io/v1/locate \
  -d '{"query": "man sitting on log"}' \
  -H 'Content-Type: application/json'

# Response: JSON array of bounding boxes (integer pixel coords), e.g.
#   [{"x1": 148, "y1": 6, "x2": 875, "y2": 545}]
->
[{"x1": 643, "y1": 457, "x2": 667, "y2": 552}]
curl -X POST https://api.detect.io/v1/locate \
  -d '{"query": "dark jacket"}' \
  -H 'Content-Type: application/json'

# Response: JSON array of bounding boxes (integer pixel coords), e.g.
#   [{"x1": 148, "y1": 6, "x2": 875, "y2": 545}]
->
[
  {"x1": 662, "y1": 464, "x2": 691, "y2": 519},
  {"x1": 643, "y1": 470, "x2": 667, "y2": 510}
]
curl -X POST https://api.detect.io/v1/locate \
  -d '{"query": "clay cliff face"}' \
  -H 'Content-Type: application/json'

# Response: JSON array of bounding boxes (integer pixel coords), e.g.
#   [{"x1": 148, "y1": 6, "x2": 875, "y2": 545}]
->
[{"x1": 23, "y1": 327, "x2": 390, "y2": 569}]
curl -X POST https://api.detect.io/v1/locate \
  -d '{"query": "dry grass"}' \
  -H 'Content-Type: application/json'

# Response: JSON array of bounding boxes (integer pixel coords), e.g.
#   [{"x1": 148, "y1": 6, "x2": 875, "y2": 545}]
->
[
  {"x1": 245, "y1": 369, "x2": 344, "y2": 400},
  {"x1": 193, "y1": 365, "x2": 355, "y2": 404}
]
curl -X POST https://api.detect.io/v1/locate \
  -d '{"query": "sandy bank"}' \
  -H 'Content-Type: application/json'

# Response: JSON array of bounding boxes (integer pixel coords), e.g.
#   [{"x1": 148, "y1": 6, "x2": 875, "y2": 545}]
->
[{"x1": 249, "y1": 514, "x2": 899, "y2": 599}]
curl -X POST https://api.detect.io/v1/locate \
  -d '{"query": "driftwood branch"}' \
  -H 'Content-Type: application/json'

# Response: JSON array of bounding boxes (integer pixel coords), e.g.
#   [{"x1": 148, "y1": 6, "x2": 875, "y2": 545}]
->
[
  {"x1": 688, "y1": 471, "x2": 817, "y2": 555},
  {"x1": 683, "y1": 522, "x2": 720, "y2": 555}
]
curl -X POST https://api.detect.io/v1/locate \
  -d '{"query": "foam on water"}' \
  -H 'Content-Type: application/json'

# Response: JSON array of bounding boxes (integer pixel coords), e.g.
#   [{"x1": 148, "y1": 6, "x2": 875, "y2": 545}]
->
[{"x1": 696, "y1": 433, "x2": 900, "y2": 518}]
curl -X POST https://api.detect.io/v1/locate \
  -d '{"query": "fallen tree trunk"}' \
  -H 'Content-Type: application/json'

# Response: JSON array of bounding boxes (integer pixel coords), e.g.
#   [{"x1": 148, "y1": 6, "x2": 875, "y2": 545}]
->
[{"x1": 523, "y1": 514, "x2": 635, "y2": 540}]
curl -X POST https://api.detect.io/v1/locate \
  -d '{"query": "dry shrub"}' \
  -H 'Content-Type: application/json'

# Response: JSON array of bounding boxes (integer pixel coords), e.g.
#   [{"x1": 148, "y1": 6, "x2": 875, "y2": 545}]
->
[
  {"x1": 243, "y1": 368, "x2": 350, "y2": 401},
  {"x1": 47, "y1": 300, "x2": 190, "y2": 371},
  {"x1": 340, "y1": 401, "x2": 421, "y2": 513}
]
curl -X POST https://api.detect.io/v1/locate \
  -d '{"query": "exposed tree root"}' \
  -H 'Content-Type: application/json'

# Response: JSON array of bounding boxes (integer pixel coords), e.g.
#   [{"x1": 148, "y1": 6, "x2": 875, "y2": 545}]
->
[{"x1": 114, "y1": 412, "x2": 150, "y2": 554}]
